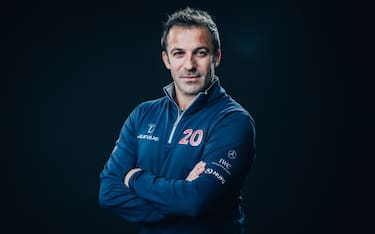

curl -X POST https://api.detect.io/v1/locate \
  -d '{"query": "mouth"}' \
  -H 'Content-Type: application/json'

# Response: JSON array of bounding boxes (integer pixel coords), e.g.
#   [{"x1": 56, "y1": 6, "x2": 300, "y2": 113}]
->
[
  {"x1": 181, "y1": 76, "x2": 200, "y2": 83},
  {"x1": 181, "y1": 75, "x2": 201, "y2": 79}
]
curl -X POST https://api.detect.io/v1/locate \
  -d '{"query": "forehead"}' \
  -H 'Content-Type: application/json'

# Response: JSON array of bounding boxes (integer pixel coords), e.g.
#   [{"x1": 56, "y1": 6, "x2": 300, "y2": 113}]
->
[{"x1": 166, "y1": 26, "x2": 213, "y2": 51}]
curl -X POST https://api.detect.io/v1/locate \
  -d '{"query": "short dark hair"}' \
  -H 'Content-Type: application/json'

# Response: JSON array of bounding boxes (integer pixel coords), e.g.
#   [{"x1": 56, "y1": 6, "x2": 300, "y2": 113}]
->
[{"x1": 161, "y1": 7, "x2": 221, "y2": 54}]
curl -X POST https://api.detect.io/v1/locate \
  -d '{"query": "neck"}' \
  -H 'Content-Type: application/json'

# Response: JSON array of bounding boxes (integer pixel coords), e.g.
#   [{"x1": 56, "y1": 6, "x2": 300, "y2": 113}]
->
[
  {"x1": 172, "y1": 77, "x2": 216, "y2": 111},
  {"x1": 175, "y1": 93, "x2": 196, "y2": 111}
]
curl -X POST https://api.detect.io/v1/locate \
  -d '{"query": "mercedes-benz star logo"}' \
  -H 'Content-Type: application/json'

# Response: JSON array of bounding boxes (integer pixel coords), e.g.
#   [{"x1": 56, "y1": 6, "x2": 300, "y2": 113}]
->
[{"x1": 227, "y1": 150, "x2": 237, "y2": 159}]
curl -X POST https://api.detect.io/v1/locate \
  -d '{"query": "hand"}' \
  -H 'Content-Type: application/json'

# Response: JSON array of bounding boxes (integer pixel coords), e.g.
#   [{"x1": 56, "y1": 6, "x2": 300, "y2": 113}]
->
[
  {"x1": 124, "y1": 168, "x2": 142, "y2": 187},
  {"x1": 185, "y1": 161, "x2": 206, "y2": 181}
]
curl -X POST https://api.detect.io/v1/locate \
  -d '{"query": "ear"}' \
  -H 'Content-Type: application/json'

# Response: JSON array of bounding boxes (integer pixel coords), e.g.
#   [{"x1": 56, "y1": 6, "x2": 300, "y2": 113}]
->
[
  {"x1": 162, "y1": 51, "x2": 171, "y2": 70},
  {"x1": 213, "y1": 50, "x2": 222, "y2": 67}
]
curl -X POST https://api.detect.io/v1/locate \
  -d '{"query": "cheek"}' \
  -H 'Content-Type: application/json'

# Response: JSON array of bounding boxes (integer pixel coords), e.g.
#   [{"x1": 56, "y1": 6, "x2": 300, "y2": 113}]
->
[
  {"x1": 200, "y1": 61, "x2": 214, "y2": 73},
  {"x1": 169, "y1": 66, "x2": 180, "y2": 78},
  {"x1": 169, "y1": 61, "x2": 184, "y2": 72}
]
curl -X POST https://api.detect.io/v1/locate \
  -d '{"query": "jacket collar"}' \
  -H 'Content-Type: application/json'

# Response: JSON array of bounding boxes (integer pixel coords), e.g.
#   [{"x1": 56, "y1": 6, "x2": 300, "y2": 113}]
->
[{"x1": 163, "y1": 76, "x2": 226, "y2": 113}]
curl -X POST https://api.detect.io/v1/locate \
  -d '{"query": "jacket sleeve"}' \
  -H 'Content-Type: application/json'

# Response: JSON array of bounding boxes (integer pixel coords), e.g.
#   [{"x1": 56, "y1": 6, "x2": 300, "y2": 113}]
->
[
  {"x1": 99, "y1": 107, "x2": 167, "y2": 223},
  {"x1": 128, "y1": 112, "x2": 256, "y2": 217}
]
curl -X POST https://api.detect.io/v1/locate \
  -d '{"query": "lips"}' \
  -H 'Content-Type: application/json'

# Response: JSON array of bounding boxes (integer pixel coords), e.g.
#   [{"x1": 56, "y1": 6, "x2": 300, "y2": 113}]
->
[{"x1": 181, "y1": 74, "x2": 201, "y2": 79}]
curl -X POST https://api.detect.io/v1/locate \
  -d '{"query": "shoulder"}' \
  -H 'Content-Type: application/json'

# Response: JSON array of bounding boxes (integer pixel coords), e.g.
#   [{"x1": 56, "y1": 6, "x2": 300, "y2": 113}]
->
[
  {"x1": 133, "y1": 97, "x2": 168, "y2": 115},
  {"x1": 204, "y1": 96, "x2": 255, "y2": 141},
  {"x1": 124, "y1": 97, "x2": 168, "y2": 128},
  {"x1": 216, "y1": 96, "x2": 255, "y2": 127}
]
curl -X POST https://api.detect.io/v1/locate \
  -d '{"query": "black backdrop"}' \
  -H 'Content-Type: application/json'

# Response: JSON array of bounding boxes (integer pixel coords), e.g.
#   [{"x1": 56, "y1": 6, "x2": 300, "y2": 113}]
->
[{"x1": 3, "y1": 0, "x2": 369, "y2": 234}]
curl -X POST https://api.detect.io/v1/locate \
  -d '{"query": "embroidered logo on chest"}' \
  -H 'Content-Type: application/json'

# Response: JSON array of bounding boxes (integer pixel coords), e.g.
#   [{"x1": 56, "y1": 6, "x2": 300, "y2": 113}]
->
[{"x1": 137, "y1": 123, "x2": 159, "y2": 142}]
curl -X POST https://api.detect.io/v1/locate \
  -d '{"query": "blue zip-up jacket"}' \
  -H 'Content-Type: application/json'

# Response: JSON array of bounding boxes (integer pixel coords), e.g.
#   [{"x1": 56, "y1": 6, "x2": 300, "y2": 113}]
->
[{"x1": 99, "y1": 77, "x2": 256, "y2": 234}]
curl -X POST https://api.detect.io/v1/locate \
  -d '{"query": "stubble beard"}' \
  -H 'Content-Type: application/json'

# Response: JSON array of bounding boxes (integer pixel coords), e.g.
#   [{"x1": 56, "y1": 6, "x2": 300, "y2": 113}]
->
[{"x1": 177, "y1": 75, "x2": 213, "y2": 97}]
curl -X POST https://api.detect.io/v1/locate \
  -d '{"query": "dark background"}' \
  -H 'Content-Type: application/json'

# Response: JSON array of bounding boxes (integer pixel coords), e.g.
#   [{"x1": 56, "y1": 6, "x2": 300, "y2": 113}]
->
[{"x1": 3, "y1": 0, "x2": 369, "y2": 233}]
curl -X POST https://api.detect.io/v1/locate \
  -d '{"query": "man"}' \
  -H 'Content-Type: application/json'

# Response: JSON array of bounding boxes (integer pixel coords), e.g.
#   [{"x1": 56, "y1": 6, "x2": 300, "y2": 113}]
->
[{"x1": 99, "y1": 7, "x2": 256, "y2": 234}]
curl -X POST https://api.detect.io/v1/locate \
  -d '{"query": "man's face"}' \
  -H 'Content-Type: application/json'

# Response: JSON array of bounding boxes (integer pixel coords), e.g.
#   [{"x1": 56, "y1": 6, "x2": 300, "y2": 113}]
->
[{"x1": 162, "y1": 26, "x2": 221, "y2": 98}]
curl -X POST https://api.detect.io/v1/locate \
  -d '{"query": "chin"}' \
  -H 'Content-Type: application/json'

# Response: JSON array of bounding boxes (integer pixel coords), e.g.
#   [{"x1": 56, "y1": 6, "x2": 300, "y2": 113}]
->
[
  {"x1": 186, "y1": 87, "x2": 203, "y2": 95},
  {"x1": 180, "y1": 87, "x2": 198, "y2": 96}
]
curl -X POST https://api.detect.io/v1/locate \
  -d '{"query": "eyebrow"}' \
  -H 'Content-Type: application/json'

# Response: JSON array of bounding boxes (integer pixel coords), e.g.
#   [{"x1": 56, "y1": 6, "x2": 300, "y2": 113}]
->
[
  {"x1": 170, "y1": 47, "x2": 210, "y2": 54},
  {"x1": 194, "y1": 47, "x2": 210, "y2": 52}
]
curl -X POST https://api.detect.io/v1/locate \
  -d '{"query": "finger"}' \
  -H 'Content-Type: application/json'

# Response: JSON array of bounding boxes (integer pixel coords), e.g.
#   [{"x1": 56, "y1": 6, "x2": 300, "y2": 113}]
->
[
  {"x1": 186, "y1": 170, "x2": 199, "y2": 181},
  {"x1": 198, "y1": 161, "x2": 206, "y2": 170},
  {"x1": 193, "y1": 163, "x2": 206, "y2": 176},
  {"x1": 186, "y1": 161, "x2": 206, "y2": 181},
  {"x1": 197, "y1": 165, "x2": 206, "y2": 174},
  {"x1": 196, "y1": 161, "x2": 206, "y2": 169}
]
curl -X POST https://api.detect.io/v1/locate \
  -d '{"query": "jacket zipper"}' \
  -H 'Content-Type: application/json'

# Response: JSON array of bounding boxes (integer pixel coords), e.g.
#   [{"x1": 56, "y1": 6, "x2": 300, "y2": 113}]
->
[{"x1": 168, "y1": 111, "x2": 184, "y2": 144}]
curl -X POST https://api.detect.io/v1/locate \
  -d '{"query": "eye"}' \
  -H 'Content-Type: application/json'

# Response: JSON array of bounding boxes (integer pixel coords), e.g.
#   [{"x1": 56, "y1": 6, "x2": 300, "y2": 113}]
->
[
  {"x1": 196, "y1": 50, "x2": 208, "y2": 57},
  {"x1": 172, "y1": 51, "x2": 184, "y2": 58}
]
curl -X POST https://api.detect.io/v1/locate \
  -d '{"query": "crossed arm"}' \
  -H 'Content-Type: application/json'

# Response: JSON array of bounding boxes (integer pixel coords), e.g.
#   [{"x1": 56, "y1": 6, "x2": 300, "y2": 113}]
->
[
  {"x1": 99, "y1": 145, "x2": 207, "y2": 223},
  {"x1": 124, "y1": 161, "x2": 206, "y2": 187}
]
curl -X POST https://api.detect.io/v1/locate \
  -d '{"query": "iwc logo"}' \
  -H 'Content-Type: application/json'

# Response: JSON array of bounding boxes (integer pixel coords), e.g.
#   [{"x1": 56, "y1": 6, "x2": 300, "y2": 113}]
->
[{"x1": 227, "y1": 150, "x2": 237, "y2": 160}]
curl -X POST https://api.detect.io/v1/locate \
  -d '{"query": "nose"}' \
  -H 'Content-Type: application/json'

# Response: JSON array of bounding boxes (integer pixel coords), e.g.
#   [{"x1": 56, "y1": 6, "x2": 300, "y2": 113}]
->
[{"x1": 183, "y1": 54, "x2": 196, "y2": 71}]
